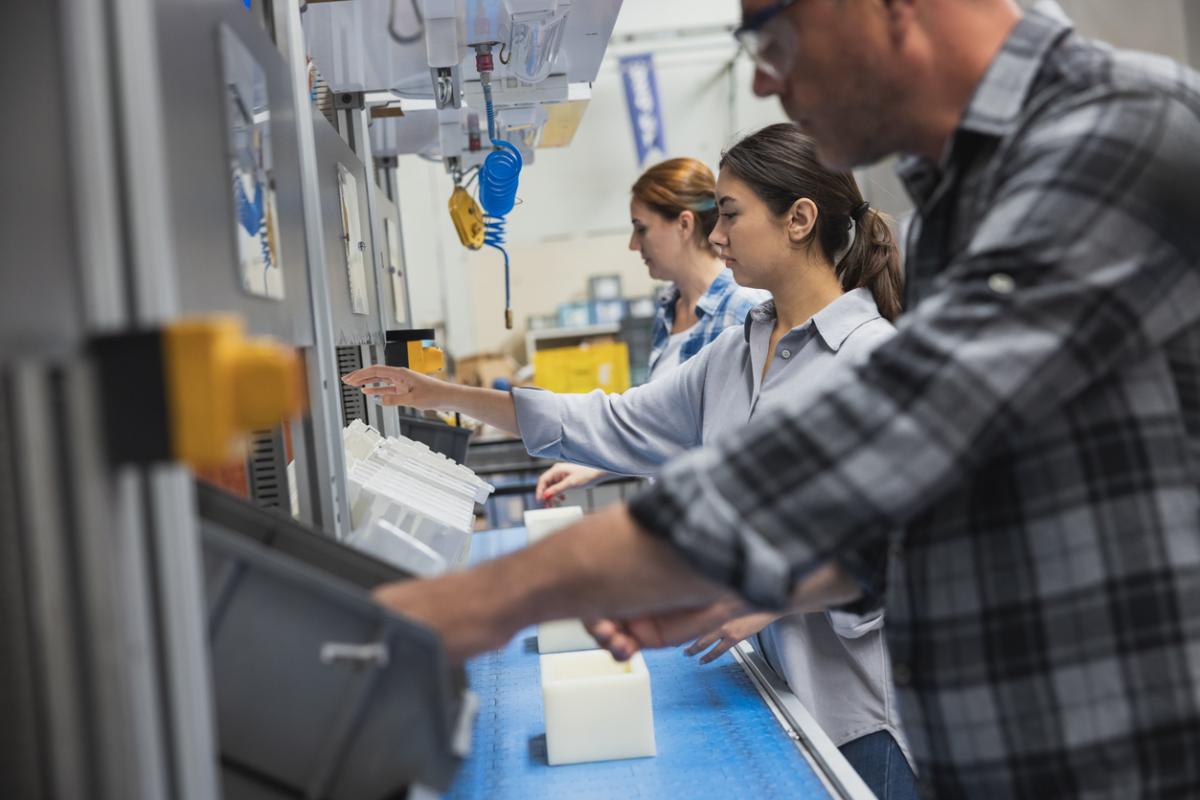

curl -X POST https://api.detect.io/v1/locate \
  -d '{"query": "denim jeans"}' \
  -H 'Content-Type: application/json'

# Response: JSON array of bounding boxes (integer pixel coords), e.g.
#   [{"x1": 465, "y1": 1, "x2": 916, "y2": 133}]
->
[{"x1": 839, "y1": 730, "x2": 919, "y2": 800}]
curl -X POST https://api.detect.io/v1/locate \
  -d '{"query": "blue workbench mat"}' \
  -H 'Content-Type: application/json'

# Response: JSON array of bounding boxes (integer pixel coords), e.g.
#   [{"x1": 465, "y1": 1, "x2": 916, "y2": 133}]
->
[{"x1": 444, "y1": 527, "x2": 832, "y2": 800}]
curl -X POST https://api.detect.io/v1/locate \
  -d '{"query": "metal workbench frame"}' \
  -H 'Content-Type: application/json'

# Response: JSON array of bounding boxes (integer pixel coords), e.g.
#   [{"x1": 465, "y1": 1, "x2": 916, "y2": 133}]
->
[{"x1": 733, "y1": 643, "x2": 877, "y2": 800}]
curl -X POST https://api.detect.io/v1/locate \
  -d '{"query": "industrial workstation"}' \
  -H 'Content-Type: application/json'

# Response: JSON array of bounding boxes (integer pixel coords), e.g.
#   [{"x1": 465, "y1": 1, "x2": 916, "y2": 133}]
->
[{"x1": 6, "y1": 1, "x2": 1200, "y2": 799}]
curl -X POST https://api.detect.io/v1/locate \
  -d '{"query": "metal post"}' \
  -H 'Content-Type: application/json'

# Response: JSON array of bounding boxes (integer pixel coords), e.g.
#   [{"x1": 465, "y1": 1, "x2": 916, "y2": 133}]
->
[
  {"x1": 106, "y1": 0, "x2": 221, "y2": 792},
  {"x1": 379, "y1": 158, "x2": 417, "y2": 329},
  {"x1": 2, "y1": 0, "x2": 218, "y2": 797},
  {"x1": 274, "y1": 0, "x2": 352, "y2": 538},
  {"x1": 349, "y1": 102, "x2": 402, "y2": 439}
]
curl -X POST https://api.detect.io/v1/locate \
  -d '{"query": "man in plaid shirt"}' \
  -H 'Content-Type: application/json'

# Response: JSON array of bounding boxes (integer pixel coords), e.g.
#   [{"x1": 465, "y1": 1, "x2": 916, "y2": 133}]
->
[{"x1": 375, "y1": 0, "x2": 1200, "y2": 795}]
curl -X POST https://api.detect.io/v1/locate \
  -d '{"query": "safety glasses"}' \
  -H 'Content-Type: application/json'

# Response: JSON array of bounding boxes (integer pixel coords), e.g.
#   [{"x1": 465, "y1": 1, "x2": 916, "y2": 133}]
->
[{"x1": 733, "y1": 0, "x2": 800, "y2": 81}]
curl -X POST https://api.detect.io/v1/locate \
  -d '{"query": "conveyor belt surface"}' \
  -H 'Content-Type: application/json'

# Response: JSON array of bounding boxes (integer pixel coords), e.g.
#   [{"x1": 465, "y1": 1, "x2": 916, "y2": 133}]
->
[{"x1": 444, "y1": 526, "x2": 832, "y2": 800}]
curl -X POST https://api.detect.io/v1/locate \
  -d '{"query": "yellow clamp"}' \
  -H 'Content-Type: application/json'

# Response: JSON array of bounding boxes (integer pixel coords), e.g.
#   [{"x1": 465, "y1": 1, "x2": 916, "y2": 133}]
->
[
  {"x1": 449, "y1": 186, "x2": 485, "y2": 250},
  {"x1": 162, "y1": 317, "x2": 304, "y2": 468},
  {"x1": 406, "y1": 341, "x2": 445, "y2": 375}
]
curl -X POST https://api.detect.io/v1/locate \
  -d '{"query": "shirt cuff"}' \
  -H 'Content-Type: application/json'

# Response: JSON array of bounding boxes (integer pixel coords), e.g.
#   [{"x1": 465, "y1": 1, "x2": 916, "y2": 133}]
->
[
  {"x1": 830, "y1": 539, "x2": 889, "y2": 618},
  {"x1": 511, "y1": 387, "x2": 565, "y2": 460}
]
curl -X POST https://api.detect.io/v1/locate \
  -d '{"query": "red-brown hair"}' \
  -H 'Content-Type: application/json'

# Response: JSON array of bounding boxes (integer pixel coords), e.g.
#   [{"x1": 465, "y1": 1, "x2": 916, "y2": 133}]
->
[{"x1": 631, "y1": 158, "x2": 719, "y2": 249}]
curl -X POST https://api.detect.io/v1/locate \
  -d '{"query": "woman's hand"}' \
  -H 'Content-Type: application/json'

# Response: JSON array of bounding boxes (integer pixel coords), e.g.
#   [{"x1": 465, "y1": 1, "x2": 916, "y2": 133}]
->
[
  {"x1": 342, "y1": 364, "x2": 522, "y2": 436},
  {"x1": 341, "y1": 365, "x2": 451, "y2": 411},
  {"x1": 684, "y1": 612, "x2": 782, "y2": 664},
  {"x1": 536, "y1": 463, "x2": 609, "y2": 505}
]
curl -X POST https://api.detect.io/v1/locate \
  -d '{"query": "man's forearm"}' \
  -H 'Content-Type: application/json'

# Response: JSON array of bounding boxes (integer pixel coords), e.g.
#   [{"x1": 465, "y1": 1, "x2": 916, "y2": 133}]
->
[
  {"x1": 374, "y1": 504, "x2": 729, "y2": 662},
  {"x1": 526, "y1": 504, "x2": 729, "y2": 621}
]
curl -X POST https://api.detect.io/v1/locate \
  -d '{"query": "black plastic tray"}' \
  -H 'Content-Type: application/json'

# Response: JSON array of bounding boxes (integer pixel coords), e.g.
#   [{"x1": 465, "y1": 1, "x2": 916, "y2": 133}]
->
[{"x1": 197, "y1": 484, "x2": 468, "y2": 799}]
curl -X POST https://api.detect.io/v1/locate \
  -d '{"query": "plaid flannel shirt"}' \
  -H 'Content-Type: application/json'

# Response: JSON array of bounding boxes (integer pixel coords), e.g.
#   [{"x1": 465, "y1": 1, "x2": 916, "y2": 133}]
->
[
  {"x1": 628, "y1": 5, "x2": 1200, "y2": 797},
  {"x1": 647, "y1": 268, "x2": 767, "y2": 378}
]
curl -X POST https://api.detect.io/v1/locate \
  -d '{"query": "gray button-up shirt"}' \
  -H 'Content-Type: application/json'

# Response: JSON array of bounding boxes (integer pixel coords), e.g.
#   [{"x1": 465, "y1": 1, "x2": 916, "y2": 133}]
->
[{"x1": 514, "y1": 288, "x2": 911, "y2": 757}]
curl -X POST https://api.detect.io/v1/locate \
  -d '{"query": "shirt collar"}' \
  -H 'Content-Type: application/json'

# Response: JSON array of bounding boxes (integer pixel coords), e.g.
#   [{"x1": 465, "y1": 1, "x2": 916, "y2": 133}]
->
[
  {"x1": 895, "y1": 3, "x2": 1071, "y2": 204},
  {"x1": 956, "y1": 2, "x2": 1073, "y2": 139},
  {"x1": 658, "y1": 268, "x2": 739, "y2": 320},
  {"x1": 695, "y1": 268, "x2": 736, "y2": 318},
  {"x1": 743, "y1": 288, "x2": 882, "y2": 352}
]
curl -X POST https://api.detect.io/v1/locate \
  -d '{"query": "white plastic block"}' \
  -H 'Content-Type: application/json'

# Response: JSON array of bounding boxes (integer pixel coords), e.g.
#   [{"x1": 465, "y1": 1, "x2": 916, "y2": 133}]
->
[
  {"x1": 523, "y1": 507, "x2": 595, "y2": 652},
  {"x1": 523, "y1": 506, "x2": 583, "y2": 543},
  {"x1": 541, "y1": 650, "x2": 656, "y2": 766},
  {"x1": 537, "y1": 618, "x2": 598, "y2": 654}
]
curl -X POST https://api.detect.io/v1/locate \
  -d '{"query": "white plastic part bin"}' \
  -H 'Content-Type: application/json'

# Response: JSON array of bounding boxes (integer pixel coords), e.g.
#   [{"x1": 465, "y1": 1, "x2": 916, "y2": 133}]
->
[
  {"x1": 342, "y1": 421, "x2": 494, "y2": 570},
  {"x1": 523, "y1": 507, "x2": 598, "y2": 653},
  {"x1": 347, "y1": 519, "x2": 448, "y2": 576},
  {"x1": 540, "y1": 650, "x2": 656, "y2": 766}
]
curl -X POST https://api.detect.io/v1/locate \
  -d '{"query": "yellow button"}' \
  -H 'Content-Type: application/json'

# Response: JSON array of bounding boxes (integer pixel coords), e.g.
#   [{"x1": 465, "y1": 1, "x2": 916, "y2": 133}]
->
[
  {"x1": 407, "y1": 340, "x2": 446, "y2": 374},
  {"x1": 162, "y1": 317, "x2": 303, "y2": 468}
]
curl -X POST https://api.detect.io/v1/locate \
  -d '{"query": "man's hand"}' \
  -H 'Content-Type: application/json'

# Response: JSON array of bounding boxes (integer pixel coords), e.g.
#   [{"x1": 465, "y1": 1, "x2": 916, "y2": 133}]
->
[
  {"x1": 342, "y1": 365, "x2": 449, "y2": 410},
  {"x1": 586, "y1": 594, "x2": 751, "y2": 662},
  {"x1": 372, "y1": 504, "x2": 731, "y2": 664},
  {"x1": 369, "y1": 503, "x2": 859, "y2": 668},
  {"x1": 536, "y1": 463, "x2": 608, "y2": 505},
  {"x1": 684, "y1": 612, "x2": 782, "y2": 664},
  {"x1": 584, "y1": 560, "x2": 861, "y2": 662}
]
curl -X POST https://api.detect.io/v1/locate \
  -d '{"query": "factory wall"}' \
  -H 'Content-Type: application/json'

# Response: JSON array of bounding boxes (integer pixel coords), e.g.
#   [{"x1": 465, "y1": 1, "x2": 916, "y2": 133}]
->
[{"x1": 397, "y1": 0, "x2": 1200, "y2": 362}]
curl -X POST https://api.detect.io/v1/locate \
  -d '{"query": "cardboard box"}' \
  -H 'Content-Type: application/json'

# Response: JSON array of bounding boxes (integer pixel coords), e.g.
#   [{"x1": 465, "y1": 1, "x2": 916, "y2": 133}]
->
[{"x1": 456, "y1": 353, "x2": 519, "y2": 389}]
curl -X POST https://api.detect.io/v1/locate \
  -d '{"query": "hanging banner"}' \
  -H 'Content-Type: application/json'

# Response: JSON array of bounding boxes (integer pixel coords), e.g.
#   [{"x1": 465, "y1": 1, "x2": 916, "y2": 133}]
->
[{"x1": 619, "y1": 53, "x2": 667, "y2": 166}]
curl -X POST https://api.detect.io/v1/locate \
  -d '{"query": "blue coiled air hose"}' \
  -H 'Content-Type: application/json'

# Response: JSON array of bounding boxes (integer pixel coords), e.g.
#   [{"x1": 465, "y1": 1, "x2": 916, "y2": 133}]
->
[{"x1": 477, "y1": 80, "x2": 522, "y2": 327}]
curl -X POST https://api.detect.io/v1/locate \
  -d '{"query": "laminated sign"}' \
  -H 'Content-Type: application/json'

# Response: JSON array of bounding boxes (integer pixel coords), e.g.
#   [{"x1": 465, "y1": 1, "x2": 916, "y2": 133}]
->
[{"x1": 620, "y1": 54, "x2": 667, "y2": 166}]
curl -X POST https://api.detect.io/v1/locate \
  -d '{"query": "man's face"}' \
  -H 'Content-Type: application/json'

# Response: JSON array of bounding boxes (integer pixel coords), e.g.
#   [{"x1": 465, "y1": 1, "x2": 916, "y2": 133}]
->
[{"x1": 740, "y1": 0, "x2": 908, "y2": 169}]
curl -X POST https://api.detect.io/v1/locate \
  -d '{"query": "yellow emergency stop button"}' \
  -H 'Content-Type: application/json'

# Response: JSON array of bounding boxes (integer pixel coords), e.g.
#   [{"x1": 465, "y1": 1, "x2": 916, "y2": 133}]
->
[
  {"x1": 162, "y1": 317, "x2": 303, "y2": 467},
  {"x1": 407, "y1": 340, "x2": 446, "y2": 374}
]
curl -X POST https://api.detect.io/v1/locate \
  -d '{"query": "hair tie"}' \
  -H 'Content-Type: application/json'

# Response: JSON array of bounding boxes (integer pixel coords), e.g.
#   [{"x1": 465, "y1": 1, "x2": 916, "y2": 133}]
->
[
  {"x1": 693, "y1": 199, "x2": 718, "y2": 212},
  {"x1": 851, "y1": 201, "x2": 871, "y2": 223}
]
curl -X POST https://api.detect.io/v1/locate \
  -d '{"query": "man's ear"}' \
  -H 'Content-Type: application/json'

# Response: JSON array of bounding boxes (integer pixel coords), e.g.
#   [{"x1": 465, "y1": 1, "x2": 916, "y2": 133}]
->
[{"x1": 879, "y1": 0, "x2": 919, "y2": 44}]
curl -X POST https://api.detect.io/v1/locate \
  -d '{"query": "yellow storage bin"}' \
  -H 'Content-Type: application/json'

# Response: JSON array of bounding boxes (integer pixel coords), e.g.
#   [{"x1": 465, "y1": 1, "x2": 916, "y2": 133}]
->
[{"x1": 534, "y1": 342, "x2": 631, "y2": 394}]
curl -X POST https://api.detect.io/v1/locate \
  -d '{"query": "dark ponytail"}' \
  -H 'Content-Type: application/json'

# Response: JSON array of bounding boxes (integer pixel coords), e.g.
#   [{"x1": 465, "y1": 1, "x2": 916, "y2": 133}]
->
[
  {"x1": 839, "y1": 206, "x2": 903, "y2": 322},
  {"x1": 719, "y1": 123, "x2": 904, "y2": 321}
]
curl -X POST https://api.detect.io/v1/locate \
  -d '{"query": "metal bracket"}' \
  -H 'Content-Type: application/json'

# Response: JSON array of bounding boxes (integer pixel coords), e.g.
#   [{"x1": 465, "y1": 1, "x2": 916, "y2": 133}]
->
[
  {"x1": 332, "y1": 90, "x2": 366, "y2": 111},
  {"x1": 431, "y1": 66, "x2": 461, "y2": 109},
  {"x1": 319, "y1": 641, "x2": 391, "y2": 670},
  {"x1": 451, "y1": 690, "x2": 480, "y2": 757}
]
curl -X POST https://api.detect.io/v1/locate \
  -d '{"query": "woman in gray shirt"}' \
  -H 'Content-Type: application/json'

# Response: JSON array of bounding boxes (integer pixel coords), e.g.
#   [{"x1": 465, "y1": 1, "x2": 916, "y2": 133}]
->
[{"x1": 345, "y1": 124, "x2": 915, "y2": 798}]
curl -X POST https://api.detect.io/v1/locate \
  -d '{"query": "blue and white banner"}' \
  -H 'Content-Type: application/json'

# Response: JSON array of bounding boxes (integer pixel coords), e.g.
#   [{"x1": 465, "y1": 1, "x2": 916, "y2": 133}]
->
[{"x1": 619, "y1": 53, "x2": 667, "y2": 166}]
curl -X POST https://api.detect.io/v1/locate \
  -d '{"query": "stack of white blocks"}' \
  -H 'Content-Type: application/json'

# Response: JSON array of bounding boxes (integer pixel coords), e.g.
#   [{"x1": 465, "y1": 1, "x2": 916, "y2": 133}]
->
[
  {"x1": 524, "y1": 507, "x2": 657, "y2": 766},
  {"x1": 342, "y1": 420, "x2": 494, "y2": 570}
]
